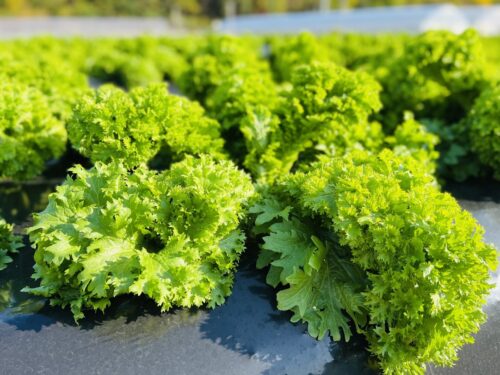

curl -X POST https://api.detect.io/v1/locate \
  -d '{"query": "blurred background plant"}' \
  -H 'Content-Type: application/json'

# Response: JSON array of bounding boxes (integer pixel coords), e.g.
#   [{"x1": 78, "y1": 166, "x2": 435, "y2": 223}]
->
[{"x1": 0, "y1": 0, "x2": 497, "y2": 19}]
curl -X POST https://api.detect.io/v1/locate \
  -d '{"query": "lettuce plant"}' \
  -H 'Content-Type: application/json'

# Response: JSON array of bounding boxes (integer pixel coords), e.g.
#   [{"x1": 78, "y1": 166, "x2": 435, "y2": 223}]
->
[
  {"x1": 207, "y1": 61, "x2": 383, "y2": 183},
  {"x1": 178, "y1": 35, "x2": 268, "y2": 104},
  {"x1": 85, "y1": 37, "x2": 187, "y2": 89},
  {"x1": 85, "y1": 40, "x2": 135, "y2": 86},
  {"x1": 253, "y1": 149, "x2": 497, "y2": 374},
  {"x1": 386, "y1": 114, "x2": 439, "y2": 175},
  {"x1": 207, "y1": 65, "x2": 280, "y2": 171},
  {"x1": 208, "y1": 61, "x2": 437, "y2": 184},
  {"x1": 468, "y1": 84, "x2": 500, "y2": 179},
  {"x1": 370, "y1": 30, "x2": 486, "y2": 181},
  {"x1": 0, "y1": 50, "x2": 90, "y2": 121},
  {"x1": 319, "y1": 33, "x2": 409, "y2": 73},
  {"x1": 0, "y1": 81, "x2": 67, "y2": 180},
  {"x1": 67, "y1": 83, "x2": 224, "y2": 168},
  {"x1": 159, "y1": 94, "x2": 226, "y2": 162},
  {"x1": 118, "y1": 36, "x2": 188, "y2": 84},
  {"x1": 310, "y1": 114, "x2": 439, "y2": 180},
  {"x1": 379, "y1": 30, "x2": 486, "y2": 130},
  {"x1": 268, "y1": 62, "x2": 382, "y2": 180},
  {"x1": 24, "y1": 156, "x2": 254, "y2": 320},
  {"x1": 68, "y1": 84, "x2": 163, "y2": 167},
  {"x1": 1, "y1": 37, "x2": 90, "y2": 73},
  {"x1": 0, "y1": 218, "x2": 23, "y2": 271},
  {"x1": 420, "y1": 118, "x2": 483, "y2": 182},
  {"x1": 269, "y1": 32, "x2": 330, "y2": 82}
]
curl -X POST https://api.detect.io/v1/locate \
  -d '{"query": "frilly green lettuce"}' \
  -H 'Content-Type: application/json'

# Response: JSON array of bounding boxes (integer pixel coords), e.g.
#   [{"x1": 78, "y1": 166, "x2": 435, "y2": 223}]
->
[
  {"x1": 178, "y1": 35, "x2": 268, "y2": 104},
  {"x1": 379, "y1": 29, "x2": 486, "y2": 130},
  {"x1": 253, "y1": 149, "x2": 497, "y2": 374},
  {"x1": 0, "y1": 218, "x2": 23, "y2": 271},
  {"x1": 269, "y1": 32, "x2": 330, "y2": 82},
  {"x1": 24, "y1": 156, "x2": 254, "y2": 321},
  {"x1": 68, "y1": 83, "x2": 224, "y2": 168},
  {"x1": 0, "y1": 81, "x2": 67, "y2": 180},
  {"x1": 468, "y1": 84, "x2": 500, "y2": 179}
]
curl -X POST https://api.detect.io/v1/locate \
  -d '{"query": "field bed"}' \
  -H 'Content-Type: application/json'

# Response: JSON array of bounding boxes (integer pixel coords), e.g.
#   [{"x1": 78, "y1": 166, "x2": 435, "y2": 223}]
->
[
  {"x1": 1, "y1": 31, "x2": 500, "y2": 374},
  {"x1": 0, "y1": 180, "x2": 499, "y2": 375}
]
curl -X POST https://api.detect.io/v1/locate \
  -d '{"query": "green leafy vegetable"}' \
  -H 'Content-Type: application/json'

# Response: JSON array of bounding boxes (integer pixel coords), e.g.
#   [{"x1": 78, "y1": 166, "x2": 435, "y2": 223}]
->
[
  {"x1": 379, "y1": 29, "x2": 486, "y2": 130},
  {"x1": 468, "y1": 83, "x2": 500, "y2": 179},
  {"x1": 206, "y1": 65, "x2": 280, "y2": 174},
  {"x1": 319, "y1": 33, "x2": 409, "y2": 73},
  {"x1": 0, "y1": 218, "x2": 23, "y2": 271},
  {"x1": 423, "y1": 118, "x2": 482, "y2": 182},
  {"x1": 86, "y1": 36, "x2": 187, "y2": 89},
  {"x1": 208, "y1": 61, "x2": 437, "y2": 185},
  {"x1": 253, "y1": 149, "x2": 497, "y2": 374},
  {"x1": 24, "y1": 156, "x2": 254, "y2": 320},
  {"x1": 267, "y1": 62, "x2": 383, "y2": 180},
  {"x1": 386, "y1": 113, "x2": 440, "y2": 175},
  {"x1": 0, "y1": 47, "x2": 90, "y2": 120},
  {"x1": 0, "y1": 81, "x2": 67, "y2": 180},
  {"x1": 67, "y1": 83, "x2": 224, "y2": 168},
  {"x1": 209, "y1": 61, "x2": 383, "y2": 183},
  {"x1": 269, "y1": 32, "x2": 330, "y2": 82},
  {"x1": 178, "y1": 35, "x2": 268, "y2": 104}
]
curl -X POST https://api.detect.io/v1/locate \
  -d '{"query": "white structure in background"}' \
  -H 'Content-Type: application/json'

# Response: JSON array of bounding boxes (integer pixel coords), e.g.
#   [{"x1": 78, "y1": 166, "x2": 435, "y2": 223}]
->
[
  {"x1": 418, "y1": 4, "x2": 468, "y2": 33},
  {"x1": 0, "y1": 17, "x2": 172, "y2": 38},
  {"x1": 462, "y1": 5, "x2": 500, "y2": 36},
  {"x1": 214, "y1": 4, "x2": 499, "y2": 35}
]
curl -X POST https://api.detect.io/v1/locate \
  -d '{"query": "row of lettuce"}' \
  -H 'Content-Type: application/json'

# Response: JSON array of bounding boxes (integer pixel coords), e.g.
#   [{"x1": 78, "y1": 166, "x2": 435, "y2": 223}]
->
[
  {"x1": 1, "y1": 31, "x2": 500, "y2": 182},
  {"x1": 0, "y1": 31, "x2": 499, "y2": 375}
]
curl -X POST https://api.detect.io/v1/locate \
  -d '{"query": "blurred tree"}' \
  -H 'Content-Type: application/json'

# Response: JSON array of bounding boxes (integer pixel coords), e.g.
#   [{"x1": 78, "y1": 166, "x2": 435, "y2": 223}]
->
[
  {"x1": 3, "y1": 0, "x2": 30, "y2": 14},
  {"x1": 198, "y1": 0, "x2": 223, "y2": 17},
  {"x1": 0, "y1": 0, "x2": 497, "y2": 17},
  {"x1": 238, "y1": 0, "x2": 289, "y2": 13}
]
